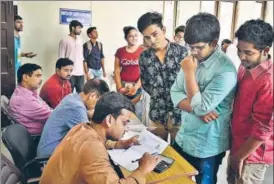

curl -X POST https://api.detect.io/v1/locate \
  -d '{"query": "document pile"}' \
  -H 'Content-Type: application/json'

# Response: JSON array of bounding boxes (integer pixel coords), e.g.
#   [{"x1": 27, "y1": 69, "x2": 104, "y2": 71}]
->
[{"x1": 108, "y1": 120, "x2": 168, "y2": 171}]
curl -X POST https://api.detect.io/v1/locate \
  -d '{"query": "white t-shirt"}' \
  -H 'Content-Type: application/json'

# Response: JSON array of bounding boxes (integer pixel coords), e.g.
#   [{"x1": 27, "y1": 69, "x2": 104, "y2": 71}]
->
[
  {"x1": 59, "y1": 35, "x2": 84, "y2": 76},
  {"x1": 226, "y1": 44, "x2": 241, "y2": 72}
]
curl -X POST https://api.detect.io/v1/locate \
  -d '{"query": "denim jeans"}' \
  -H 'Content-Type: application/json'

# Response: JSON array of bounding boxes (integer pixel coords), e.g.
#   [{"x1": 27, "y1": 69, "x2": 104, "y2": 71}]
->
[
  {"x1": 89, "y1": 68, "x2": 103, "y2": 79},
  {"x1": 173, "y1": 141, "x2": 226, "y2": 184}
]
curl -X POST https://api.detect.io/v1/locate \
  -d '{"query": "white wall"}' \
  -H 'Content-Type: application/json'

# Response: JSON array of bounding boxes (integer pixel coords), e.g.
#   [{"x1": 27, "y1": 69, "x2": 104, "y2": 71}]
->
[
  {"x1": 16, "y1": 1, "x2": 92, "y2": 82},
  {"x1": 16, "y1": 1, "x2": 163, "y2": 86},
  {"x1": 91, "y1": 1, "x2": 163, "y2": 75}
]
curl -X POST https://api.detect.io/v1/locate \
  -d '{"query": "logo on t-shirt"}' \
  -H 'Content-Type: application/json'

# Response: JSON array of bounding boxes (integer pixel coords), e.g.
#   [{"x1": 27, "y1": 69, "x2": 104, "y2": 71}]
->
[{"x1": 120, "y1": 59, "x2": 139, "y2": 66}]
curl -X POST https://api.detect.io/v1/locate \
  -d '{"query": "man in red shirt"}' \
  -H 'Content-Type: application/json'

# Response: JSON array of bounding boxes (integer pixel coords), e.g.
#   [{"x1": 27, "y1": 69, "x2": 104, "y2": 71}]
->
[
  {"x1": 40, "y1": 58, "x2": 74, "y2": 108},
  {"x1": 228, "y1": 19, "x2": 273, "y2": 184}
]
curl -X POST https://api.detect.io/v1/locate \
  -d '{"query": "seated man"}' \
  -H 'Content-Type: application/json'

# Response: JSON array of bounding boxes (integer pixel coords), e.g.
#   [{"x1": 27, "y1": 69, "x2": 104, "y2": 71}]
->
[
  {"x1": 39, "y1": 92, "x2": 158, "y2": 184},
  {"x1": 37, "y1": 79, "x2": 110, "y2": 157},
  {"x1": 40, "y1": 58, "x2": 74, "y2": 108},
  {"x1": 8, "y1": 63, "x2": 52, "y2": 134}
]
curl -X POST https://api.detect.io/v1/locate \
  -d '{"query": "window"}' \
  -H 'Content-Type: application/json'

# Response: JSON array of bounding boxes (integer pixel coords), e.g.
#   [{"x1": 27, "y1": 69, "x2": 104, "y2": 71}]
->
[
  {"x1": 163, "y1": 1, "x2": 175, "y2": 40},
  {"x1": 176, "y1": 1, "x2": 200, "y2": 27},
  {"x1": 235, "y1": 1, "x2": 263, "y2": 31},
  {"x1": 218, "y1": 1, "x2": 235, "y2": 43},
  {"x1": 265, "y1": 1, "x2": 273, "y2": 26},
  {"x1": 200, "y1": 1, "x2": 216, "y2": 15}
]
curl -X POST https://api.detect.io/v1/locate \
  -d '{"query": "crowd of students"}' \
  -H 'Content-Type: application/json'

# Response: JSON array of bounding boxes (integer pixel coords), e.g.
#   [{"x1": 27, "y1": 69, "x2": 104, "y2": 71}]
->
[{"x1": 7, "y1": 11, "x2": 273, "y2": 184}]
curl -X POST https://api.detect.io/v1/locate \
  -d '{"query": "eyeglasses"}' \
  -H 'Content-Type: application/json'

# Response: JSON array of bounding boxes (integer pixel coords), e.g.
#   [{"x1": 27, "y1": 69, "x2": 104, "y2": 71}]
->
[{"x1": 187, "y1": 43, "x2": 209, "y2": 52}]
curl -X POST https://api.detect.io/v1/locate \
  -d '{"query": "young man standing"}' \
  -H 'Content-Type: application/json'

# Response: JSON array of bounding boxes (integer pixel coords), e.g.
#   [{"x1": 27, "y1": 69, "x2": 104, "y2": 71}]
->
[
  {"x1": 14, "y1": 15, "x2": 36, "y2": 73},
  {"x1": 173, "y1": 25, "x2": 186, "y2": 46},
  {"x1": 8, "y1": 64, "x2": 52, "y2": 134},
  {"x1": 137, "y1": 12, "x2": 188, "y2": 141},
  {"x1": 40, "y1": 58, "x2": 74, "y2": 108},
  {"x1": 221, "y1": 39, "x2": 232, "y2": 53},
  {"x1": 171, "y1": 13, "x2": 237, "y2": 184},
  {"x1": 227, "y1": 19, "x2": 273, "y2": 184},
  {"x1": 59, "y1": 20, "x2": 84, "y2": 93},
  {"x1": 83, "y1": 27, "x2": 106, "y2": 79},
  {"x1": 39, "y1": 92, "x2": 158, "y2": 184},
  {"x1": 37, "y1": 79, "x2": 110, "y2": 157}
]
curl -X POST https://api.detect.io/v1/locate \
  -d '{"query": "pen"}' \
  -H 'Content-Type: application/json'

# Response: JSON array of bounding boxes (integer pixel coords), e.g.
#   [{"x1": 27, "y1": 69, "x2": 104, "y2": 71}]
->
[{"x1": 131, "y1": 152, "x2": 158, "y2": 163}]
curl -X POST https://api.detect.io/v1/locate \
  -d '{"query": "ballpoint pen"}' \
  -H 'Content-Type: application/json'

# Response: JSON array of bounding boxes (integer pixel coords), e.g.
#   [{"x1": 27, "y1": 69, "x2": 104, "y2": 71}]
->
[{"x1": 131, "y1": 152, "x2": 158, "y2": 163}]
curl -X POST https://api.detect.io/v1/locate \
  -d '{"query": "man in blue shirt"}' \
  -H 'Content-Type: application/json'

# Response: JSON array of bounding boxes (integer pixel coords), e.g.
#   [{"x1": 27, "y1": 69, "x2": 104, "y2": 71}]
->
[
  {"x1": 171, "y1": 13, "x2": 237, "y2": 184},
  {"x1": 83, "y1": 27, "x2": 106, "y2": 80},
  {"x1": 37, "y1": 79, "x2": 110, "y2": 157},
  {"x1": 14, "y1": 15, "x2": 36, "y2": 74}
]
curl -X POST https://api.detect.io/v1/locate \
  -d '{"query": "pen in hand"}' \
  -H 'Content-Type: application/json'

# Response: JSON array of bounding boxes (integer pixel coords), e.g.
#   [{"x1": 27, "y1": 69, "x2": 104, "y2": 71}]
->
[{"x1": 131, "y1": 152, "x2": 158, "y2": 163}]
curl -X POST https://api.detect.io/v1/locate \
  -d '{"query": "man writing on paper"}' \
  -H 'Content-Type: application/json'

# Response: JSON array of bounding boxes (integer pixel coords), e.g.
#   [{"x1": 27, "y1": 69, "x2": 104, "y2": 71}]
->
[{"x1": 40, "y1": 92, "x2": 159, "y2": 184}]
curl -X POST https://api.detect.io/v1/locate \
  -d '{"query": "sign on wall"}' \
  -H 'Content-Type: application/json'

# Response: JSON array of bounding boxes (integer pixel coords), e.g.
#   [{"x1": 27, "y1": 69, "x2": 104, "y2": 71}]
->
[{"x1": 59, "y1": 8, "x2": 91, "y2": 26}]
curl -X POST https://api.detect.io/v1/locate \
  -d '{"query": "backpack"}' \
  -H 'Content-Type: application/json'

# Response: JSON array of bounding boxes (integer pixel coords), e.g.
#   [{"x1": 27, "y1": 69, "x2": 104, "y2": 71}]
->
[{"x1": 86, "y1": 41, "x2": 102, "y2": 54}]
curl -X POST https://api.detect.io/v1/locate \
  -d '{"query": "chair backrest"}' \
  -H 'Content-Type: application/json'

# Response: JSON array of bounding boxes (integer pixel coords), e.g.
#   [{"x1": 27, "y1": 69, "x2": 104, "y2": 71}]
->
[
  {"x1": 2, "y1": 124, "x2": 36, "y2": 171},
  {"x1": 1, "y1": 95, "x2": 20, "y2": 125},
  {"x1": 1, "y1": 95, "x2": 9, "y2": 112},
  {"x1": 1, "y1": 153, "x2": 22, "y2": 184}
]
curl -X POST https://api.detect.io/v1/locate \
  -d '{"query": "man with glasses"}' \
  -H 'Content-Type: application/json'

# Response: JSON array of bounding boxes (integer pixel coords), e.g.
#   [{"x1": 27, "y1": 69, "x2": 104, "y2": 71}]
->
[
  {"x1": 37, "y1": 79, "x2": 110, "y2": 157},
  {"x1": 171, "y1": 13, "x2": 237, "y2": 184},
  {"x1": 137, "y1": 12, "x2": 188, "y2": 141}
]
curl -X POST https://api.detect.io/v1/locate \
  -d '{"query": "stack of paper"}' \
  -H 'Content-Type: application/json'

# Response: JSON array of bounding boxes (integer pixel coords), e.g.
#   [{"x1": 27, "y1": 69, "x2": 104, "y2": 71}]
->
[{"x1": 108, "y1": 129, "x2": 168, "y2": 171}]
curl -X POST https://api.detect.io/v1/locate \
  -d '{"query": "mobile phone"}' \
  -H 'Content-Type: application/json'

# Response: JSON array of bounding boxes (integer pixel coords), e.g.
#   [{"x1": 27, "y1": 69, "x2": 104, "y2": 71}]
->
[{"x1": 153, "y1": 155, "x2": 174, "y2": 173}]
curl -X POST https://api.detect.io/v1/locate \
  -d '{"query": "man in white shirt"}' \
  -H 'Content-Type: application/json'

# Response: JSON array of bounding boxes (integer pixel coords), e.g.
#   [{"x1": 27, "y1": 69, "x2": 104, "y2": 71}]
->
[
  {"x1": 59, "y1": 20, "x2": 85, "y2": 93},
  {"x1": 226, "y1": 41, "x2": 241, "y2": 72}
]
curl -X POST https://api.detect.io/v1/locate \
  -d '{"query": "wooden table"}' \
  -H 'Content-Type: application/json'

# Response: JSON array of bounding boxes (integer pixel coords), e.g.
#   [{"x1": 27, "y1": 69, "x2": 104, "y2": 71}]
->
[{"x1": 120, "y1": 146, "x2": 198, "y2": 184}]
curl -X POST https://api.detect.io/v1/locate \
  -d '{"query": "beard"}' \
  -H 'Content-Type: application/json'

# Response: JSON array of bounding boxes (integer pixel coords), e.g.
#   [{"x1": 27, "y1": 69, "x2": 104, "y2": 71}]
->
[
  {"x1": 15, "y1": 27, "x2": 23, "y2": 32},
  {"x1": 241, "y1": 54, "x2": 262, "y2": 69}
]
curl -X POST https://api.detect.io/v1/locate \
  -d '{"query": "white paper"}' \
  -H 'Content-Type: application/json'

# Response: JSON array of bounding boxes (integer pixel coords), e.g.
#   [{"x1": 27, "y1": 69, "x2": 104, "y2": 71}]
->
[{"x1": 108, "y1": 130, "x2": 168, "y2": 171}]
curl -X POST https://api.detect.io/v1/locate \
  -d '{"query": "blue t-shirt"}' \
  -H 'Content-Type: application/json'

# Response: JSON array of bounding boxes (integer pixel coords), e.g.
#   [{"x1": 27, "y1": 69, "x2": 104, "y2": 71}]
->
[
  {"x1": 37, "y1": 93, "x2": 89, "y2": 157},
  {"x1": 14, "y1": 36, "x2": 21, "y2": 73}
]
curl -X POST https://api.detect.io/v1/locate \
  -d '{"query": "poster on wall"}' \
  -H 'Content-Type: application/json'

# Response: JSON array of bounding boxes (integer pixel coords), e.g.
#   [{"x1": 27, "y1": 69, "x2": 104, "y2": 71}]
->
[{"x1": 60, "y1": 8, "x2": 91, "y2": 26}]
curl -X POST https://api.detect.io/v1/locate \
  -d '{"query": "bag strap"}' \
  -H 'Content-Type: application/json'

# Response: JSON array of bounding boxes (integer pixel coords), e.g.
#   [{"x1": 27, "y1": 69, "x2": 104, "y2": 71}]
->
[
  {"x1": 87, "y1": 41, "x2": 102, "y2": 54},
  {"x1": 87, "y1": 41, "x2": 92, "y2": 54}
]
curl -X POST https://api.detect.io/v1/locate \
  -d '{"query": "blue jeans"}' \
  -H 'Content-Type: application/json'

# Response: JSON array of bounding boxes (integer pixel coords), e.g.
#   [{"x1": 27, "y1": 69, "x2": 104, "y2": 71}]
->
[
  {"x1": 173, "y1": 141, "x2": 225, "y2": 184},
  {"x1": 89, "y1": 68, "x2": 103, "y2": 79}
]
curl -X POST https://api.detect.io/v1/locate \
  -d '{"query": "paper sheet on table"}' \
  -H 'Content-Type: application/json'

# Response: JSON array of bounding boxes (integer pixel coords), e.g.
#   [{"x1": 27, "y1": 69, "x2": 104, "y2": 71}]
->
[{"x1": 108, "y1": 130, "x2": 168, "y2": 171}]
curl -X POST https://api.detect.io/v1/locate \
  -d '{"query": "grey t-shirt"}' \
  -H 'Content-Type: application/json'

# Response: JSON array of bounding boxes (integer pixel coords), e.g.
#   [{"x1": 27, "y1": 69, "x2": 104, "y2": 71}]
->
[{"x1": 37, "y1": 93, "x2": 89, "y2": 157}]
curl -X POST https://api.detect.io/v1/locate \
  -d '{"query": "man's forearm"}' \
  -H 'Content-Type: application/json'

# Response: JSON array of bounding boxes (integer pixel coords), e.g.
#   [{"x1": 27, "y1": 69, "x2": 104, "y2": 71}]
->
[
  {"x1": 178, "y1": 98, "x2": 192, "y2": 112},
  {"x1": 101, "y1": 59, "x2": 106, "y2": 73},
  {"x1": 84, "y1": 62, "x2": 89, "y2": 75},
  {"x1": 234, "y1": 137, "x2": 264, "y2": 160},
  {"x1": 184, "y1": 72, "x2": 199, "y2": 101}
]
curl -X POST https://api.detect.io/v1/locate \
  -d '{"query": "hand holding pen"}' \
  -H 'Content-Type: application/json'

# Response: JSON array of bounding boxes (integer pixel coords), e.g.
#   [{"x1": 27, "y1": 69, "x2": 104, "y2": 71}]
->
[{"x1": 135, "y1": 152, "x2": 159, "y2": 174}]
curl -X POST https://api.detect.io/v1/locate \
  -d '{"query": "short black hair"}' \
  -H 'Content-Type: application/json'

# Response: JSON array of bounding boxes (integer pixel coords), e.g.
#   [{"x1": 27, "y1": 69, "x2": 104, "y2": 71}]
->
[
  {"x1": 17, "y1": 63, "x2": 42, "y2": 84},
  {"x1": 87, "y1": 27, "x2": 97, "y2": 36},
  {"x1": 137, "y1": 12, "x2": 163, "y2": 33},
  {"x1": 123, "y1": 26, "x2": 137, "y2": 39},
  {"x1": 184, "y1": 13, "x2": 220, "y2": 44},
  {"x1": 221, "y1": 39, "x2": 232, "y2": 46},
  {"x1": 83, "y1": 79, "x2": 110, "y2": 96},
  {"x1": 175, "y1": 25, "x2": 185, "y2": 35},
  {"x1": 69, "y1": 20, "x2": 83, "y2": 32},
  {"x1": 14, "y1": 15, "x2": 22, "y2": 22},
  {"x1": 92, "y1": 92, "x2": 135, "y2": 123},
  {"x1": 55, "y1": 58, "x2": 74, "y2": 70},
  {"x1": 235, "y1": 19, "x2": 273, "y2": 50}
]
